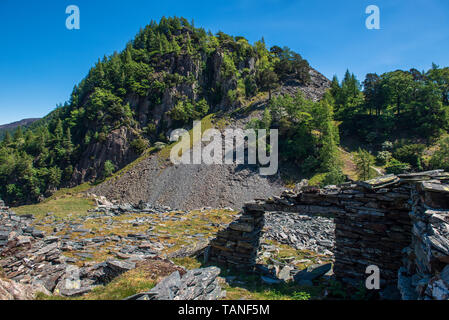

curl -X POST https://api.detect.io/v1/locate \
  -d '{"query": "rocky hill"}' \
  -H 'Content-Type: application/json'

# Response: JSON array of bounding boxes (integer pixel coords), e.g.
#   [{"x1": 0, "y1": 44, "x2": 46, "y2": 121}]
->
[
  {"x1": 0, "y1": 16, "x2": 335, "y2": 206},
  {"x1": 88, "y1": 67, "x2": 330, "y2": 210}
]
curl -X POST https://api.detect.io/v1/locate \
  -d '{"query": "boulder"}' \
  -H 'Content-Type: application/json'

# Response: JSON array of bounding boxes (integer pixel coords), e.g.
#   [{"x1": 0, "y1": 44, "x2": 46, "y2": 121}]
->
[
  {"x1": 0, "y1": 278, "x2": 50, "y2": 300},
  {"x1": 141, "y1": 266, "x2": 224, "y2": 300},
  {"x1": 294, "y1": 263, "x2": 332, "y2": 283}
]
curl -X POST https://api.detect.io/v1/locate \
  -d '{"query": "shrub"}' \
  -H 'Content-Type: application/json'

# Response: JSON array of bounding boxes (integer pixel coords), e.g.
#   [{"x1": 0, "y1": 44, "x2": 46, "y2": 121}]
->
[
  {"x1": 103, "y1": 160, "x2": 116, "y2": 178},
  {"x1": 393, "y1": 144, "x2": 425, "y2": 169},
  {"x1": 430, "y1": 136, "x2": 449, "y2": 171},
  {"x1": 145, "y1": 123, "x2": 157, "y2": 136},
  {"x1": 365, "y1": 132, "x2": 377, "y2": 144},
  {"x1": 381, "y1": 141, "x2": 393, "y2": 151},
  {"x1": 322, "y1": 167, "x2": 346, "y2": 186},
  {"x1": 385, "y1": 158, "x2": 411, "y2": 174},
  {"x1": 98, "y1": 132, "x2": 107, "y2": 143},
  {"x1": 376, "y1": 151, "x2": 392, "y2": 165},
  {"x1": 130, "y1": 138, "x2": 148, "y2": 155},
  {"x1": 301, "y1": 156, "x2": 319, "y2": 174}
]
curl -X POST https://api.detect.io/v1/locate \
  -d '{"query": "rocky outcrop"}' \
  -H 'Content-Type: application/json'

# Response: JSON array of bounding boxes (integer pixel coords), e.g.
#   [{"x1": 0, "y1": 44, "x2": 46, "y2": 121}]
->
[
  {"x1": 0, "y1": 278, "x2": 50, "y2": 300},
  {"x1": 0, "y1": 205, "x2": 143, "y2": 298},
  {"x1": 0, "y1": 198, "x2": 229, "y2": 300},
  {"x1": 275, "y1": 68, "x2": 331, "y2": 102},
  {"x1": 72, "y1": 126, "x2": 139, "y2": 184}
]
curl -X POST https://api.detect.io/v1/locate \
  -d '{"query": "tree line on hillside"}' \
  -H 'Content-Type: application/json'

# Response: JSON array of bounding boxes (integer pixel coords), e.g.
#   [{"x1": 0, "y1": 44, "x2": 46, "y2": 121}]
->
[
  {"x1": 331, "y1": 65, "x2": 449, "y2": 179},
  {"x1": 0, "y1": 16, "x2": 312, "y2": 205},
  {"x1": 247, "y1": 91, "x2": 344, "y2": 186},
  {"x1": 1, "y1": 16, "x2": 448, "y2": 205}
]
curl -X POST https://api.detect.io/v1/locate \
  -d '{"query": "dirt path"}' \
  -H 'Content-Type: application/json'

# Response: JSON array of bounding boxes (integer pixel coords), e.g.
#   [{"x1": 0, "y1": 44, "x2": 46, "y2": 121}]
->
[{"x1": 339, "y1": 147, "x2": 384, "y2": 180}]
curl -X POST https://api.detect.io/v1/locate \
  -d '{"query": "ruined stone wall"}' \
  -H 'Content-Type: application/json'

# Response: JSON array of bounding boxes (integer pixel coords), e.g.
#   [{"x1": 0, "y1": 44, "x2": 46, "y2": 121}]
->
[
  {"x1": 399, "y1": 180, "x2": 449, "y2": 300},
  {"x1": 208, "y1": 170, "x2": 449, "y2": 299}
]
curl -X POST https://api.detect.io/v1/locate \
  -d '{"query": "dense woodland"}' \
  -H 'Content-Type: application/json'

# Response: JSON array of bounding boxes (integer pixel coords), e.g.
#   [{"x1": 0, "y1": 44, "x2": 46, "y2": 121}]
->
[
  {"x1": 0, "y1": 17, "x2": 448, "y2": 205},
  {"x1": 331, "y1": 66, "x2": 449, "y2": 175}
]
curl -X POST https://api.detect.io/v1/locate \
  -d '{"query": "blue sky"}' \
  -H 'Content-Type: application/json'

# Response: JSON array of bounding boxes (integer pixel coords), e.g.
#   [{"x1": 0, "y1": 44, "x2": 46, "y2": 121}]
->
[{"x1": 1, "y1": 0, "x2": 448, "y2": 125}]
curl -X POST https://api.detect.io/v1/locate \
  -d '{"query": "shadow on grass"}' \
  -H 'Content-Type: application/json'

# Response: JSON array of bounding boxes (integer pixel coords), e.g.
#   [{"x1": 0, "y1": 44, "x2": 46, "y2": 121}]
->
[{"x1": 172, "y1": 255, "x2": 322, "y2": 300}]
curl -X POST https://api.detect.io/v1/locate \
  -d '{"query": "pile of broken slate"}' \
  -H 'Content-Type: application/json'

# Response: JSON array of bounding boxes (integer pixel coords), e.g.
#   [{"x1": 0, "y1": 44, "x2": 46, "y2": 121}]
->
[{"x1": 0, "y1": 199, "x2": 224, "y2": 300}]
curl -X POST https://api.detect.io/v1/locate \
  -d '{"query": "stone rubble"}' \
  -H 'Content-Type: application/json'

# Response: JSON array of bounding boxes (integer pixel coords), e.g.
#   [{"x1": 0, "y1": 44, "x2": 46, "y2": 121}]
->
[
  {"x1": 0, "y1": 199, "x2": 226, "y2": 300},
  {"x1": 263, "y1": 211, "x2": 334, "y2": 255},
  {"x1": 2, "y1": 170, "x2": 448, "y2": 300},
  {"x1": 125, "y1": 266, "x2": 225, "y2": 300}
]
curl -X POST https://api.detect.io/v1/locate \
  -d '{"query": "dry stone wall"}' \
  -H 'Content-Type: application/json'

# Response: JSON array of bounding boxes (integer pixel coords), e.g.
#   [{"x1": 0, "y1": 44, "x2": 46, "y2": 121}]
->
[
  {"x1": 399, "y1": 180, "x2": 449, "y2": 300},
  {"x1": 208, "y1": 170, "x2": 449, "y2": 299}
]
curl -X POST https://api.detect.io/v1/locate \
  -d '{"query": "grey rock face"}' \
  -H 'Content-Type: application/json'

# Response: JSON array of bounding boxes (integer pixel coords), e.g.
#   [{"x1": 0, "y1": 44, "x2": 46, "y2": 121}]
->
[
  {"x1": 71, "y1": 126, "x2": 139, "y2": 184},
  {"x1": 0, "y1": 278, "x2": 50, "y2": 300},
  {"x1": 147, "y1": 266, "x2": 224, "y2": 300}
]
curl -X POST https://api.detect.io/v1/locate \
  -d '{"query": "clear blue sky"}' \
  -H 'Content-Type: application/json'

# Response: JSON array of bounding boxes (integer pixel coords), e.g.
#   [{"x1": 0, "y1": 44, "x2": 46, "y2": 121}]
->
[{"x1": 1, "y1": 0, "x2": 448, "y2": 125}]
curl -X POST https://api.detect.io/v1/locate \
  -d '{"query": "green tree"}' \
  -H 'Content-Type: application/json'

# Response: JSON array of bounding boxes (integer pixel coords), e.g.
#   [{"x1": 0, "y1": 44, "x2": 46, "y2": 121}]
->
[
  {"x1": 257, "y1": 68, "x2": 279, "y2": 100},
  {"x1": 3, "y1": 131, "x2": 12, "y2": 145},
  {"x1": 381, "y1": 70, "x2": 414, "y2": 117},
  {"x1": 430, "y1": 136, "x2": 449, "y2": 171},
  {"x1": 354, "y1": 148, "x2": 375, "y2": 181},
  {"x1": 130, "y1": 138, "x2": 148, "y2": 155},
  {"x1": 13, "y1": 126, "x2": 24, "y2": 142},
  {"x1": 103, "y1": 160, "x2": 116, "y2": 178},
  {"x1": 47, "y1": 166, "x2": 62, "y2": 188}
]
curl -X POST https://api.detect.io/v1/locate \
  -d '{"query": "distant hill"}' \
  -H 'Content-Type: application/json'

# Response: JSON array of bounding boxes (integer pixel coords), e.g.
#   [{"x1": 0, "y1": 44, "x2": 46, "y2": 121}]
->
[{"x1": 0, "y1": 118, "x2": 40, "y2": 140}]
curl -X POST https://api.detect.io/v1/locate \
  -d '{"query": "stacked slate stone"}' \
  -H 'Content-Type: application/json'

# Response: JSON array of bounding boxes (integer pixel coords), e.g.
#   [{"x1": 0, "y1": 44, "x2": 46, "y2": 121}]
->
[
  {"x1": 398, "y1": 171, "x2": 449, "y2": 300},
  {"x1": 332, "y1": 174, "x2": 414, "y2": 285},
  {"x1": 208, "y1": 205, "x2": 265, "y2": 269},
  {"x1": 207, "y1": 170, "x2": 449, "y2": 299}
]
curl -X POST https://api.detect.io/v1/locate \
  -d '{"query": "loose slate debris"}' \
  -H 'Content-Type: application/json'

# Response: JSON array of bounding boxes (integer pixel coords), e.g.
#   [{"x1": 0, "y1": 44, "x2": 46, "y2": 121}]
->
[
  {"x1": 125, "y1": 266, "x2": 225, "y2": 300},
  {"x1": 293, "y1": 263, "x2": 332, "y2": 282},
  {"x1": 2, "y1": 170, "x2": 449, "y2": 300}
]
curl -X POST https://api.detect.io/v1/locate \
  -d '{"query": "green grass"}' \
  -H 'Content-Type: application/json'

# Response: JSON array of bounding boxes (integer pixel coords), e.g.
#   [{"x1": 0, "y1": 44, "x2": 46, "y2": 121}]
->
[
  {"x1": 82, "y1": 270, "x2": 156, "y2": 300},
  {"x1": 36, "y1": 268, "x2": 157, "y2": 300},
  {"x1": 14, "y1": 195, "x2": 95, "y2": 221},
  {"x1": 158, "y1": 113, "x2": 215, "y2": 161},
  {"x1": 44, "y1": 183, "x2": 93, "y2": 202},
  {"x1": 308, "y1": 173, "x2": 327, "y2": 186}
]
